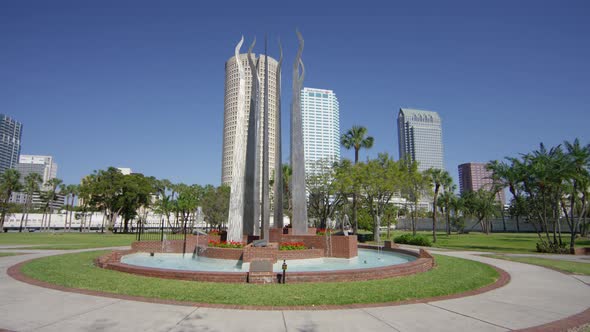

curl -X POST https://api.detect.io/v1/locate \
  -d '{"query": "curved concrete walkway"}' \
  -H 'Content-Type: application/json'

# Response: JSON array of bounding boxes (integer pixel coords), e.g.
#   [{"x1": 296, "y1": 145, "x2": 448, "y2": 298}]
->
[{"x1": 0, "y1": 249, "x2": 589, "y2": 332}]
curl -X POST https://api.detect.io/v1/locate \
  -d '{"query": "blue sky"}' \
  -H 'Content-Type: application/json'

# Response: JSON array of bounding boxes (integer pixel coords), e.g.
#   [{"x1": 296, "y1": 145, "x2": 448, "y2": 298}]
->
[{"x1": 2, "y1": 1, "x2": 589, "y2": 186}]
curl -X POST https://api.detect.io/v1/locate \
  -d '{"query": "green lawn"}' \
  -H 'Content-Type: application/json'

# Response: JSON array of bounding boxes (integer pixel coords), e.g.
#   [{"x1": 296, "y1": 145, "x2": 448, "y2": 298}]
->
[
  {"x1": 485, "y1": 255, "x2": 590, "y2": 276},
  {"x1": 20, "y1": 250, "x2": 499, "y2": 306},
  {"x1": 377, "y1": 231, "x2": 590, "y2": 253},
  {"x1": 0, "y1": 233, "x2": 136, "y2": 250}
]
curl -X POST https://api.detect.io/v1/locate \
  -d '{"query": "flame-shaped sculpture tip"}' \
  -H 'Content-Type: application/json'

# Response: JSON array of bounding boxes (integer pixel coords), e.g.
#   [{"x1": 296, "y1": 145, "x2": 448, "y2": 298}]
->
[
  {"x1": 296, "y1": 29, "x2": 304, "y2": 50},
  {"x1": 235, "y1": 36, "x2": 244, "y2": 55},
  {"x1": 248, "y1": 37, "x2": 257, "y2": 55},
  {"x1": 277, "y1": 38, "x2": 283, "y2": 65}
]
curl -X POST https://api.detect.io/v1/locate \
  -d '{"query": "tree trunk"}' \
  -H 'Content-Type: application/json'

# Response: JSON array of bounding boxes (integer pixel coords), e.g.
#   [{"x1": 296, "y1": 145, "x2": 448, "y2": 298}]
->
[
  {"x1": 352, "y1": 194, "x2": 358, "y2": 233},
  {"x1": 515, "y1": 215, "x2": 520, "y2": 232},
  {"x1": 446, "y1": 209, "x2": 451, "y2": 235},
  {"x1": 501, "y1": 208, "x2": 506, "y2": 232},
  {"x1": 69, "y1": 197, "x2": 74, "y2": 231},
  {"x1": 47, "y1": 207, "x2": 53, "y2": 231},
  {"x1": 432, "y1": 192, "x2": 438, "y2": 243}
]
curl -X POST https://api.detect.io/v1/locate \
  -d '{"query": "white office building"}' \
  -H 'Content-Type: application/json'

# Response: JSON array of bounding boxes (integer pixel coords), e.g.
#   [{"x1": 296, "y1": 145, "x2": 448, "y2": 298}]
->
[
  {"x1": 301, "y1": 87, "x2": 340, "y2": 175},
  {"x1": 15, "y1": 155, "x2": 58, "y2": 186}
]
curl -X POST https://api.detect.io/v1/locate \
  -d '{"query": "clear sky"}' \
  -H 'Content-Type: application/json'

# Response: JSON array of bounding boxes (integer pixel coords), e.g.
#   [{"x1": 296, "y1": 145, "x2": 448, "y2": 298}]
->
[{"x1": 2, "y1": 0, "x2": 589, "y2": 186}]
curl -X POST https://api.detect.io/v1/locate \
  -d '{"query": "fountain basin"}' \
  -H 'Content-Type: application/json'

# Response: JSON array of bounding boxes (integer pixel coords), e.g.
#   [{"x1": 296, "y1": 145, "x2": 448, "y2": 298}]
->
[{"x1": 95, "y1": 246, "x2": 435, "y2": 283}]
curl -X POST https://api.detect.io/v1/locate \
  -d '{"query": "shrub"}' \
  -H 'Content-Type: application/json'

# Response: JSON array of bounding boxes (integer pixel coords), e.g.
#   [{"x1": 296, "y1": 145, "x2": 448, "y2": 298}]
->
[
  {"x1": 279, "y1": 242, "x2": 306, "y2": 250},
  {"x1": 207, "y1": 240, "x2": 244, "y2": 249},
  {"x1": 536, "y1": 241, "x2": 569, "y2": 254},
  {"x1": 393, "y1": 234, "x2": 432, "y2": 247},
  {"x1": 208, "y1": 230, "x2": 220, "y2": 236}
]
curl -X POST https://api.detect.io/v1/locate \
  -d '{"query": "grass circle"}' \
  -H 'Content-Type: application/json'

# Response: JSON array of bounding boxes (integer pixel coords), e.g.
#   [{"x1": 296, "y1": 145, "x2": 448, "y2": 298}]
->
[{"x1": 20, "y1": 250, "x2": 500, "y2": 307}]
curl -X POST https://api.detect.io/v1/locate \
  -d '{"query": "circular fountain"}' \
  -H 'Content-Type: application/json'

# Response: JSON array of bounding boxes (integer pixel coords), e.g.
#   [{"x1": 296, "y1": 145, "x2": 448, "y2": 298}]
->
[{"x1": 95, "y1": 230, "x2": 435, "y2": 283}]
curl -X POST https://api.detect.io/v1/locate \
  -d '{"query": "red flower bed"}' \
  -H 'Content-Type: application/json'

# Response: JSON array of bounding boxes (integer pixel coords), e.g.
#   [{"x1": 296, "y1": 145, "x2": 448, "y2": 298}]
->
[
  {"x1": 279, "y1": 241, "x2": 306, "y2": 250},
  {"x1": 208, "y1": 240, "x2": 244, "y2": 248},
  {"x1": 208, "y1": 230, "x2": 220, "y2": 236},
  {"x1": 316, "y1": 228, "x2": 332, "y2": 235}
]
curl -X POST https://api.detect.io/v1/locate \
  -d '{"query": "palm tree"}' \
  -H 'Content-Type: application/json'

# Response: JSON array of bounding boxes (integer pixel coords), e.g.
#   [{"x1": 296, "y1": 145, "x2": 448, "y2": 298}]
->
[
  {"x1": 463, "y1": 189, "x2": 499, "y2": 234},
  {"x1": 0, "y1": 169, "x2": 22, "y2": 230},
  {"x1": 563, "y1": 138, "x2": 590, "y2": 253},
  {"x1": 437, "y1": 185, "x2": 457, "y2": 235},
  {"x1": 60, "y1": 184, "x2": 79, "y2": 231},
  {"x1": 59, "y1": 184, "x2": 69, "y2": 230},
  {"x1": 341, "y1": 126, "x2": 374, "y2": 233},
  {"x1": 19, "y1": 173, "x2": 43, "y2": 232},
  {"x1": 42, "y1": 178, "x2": 63, "y2": 231},
  {"x1": 425, "y1": 168, "x2": 452, "y2": 243},
  {"x1": 487, "y1": 159, "x2": 525, "y2": 232},
  {"x1": 67, "y1": 184, "x2": 79, "y2": 231}
]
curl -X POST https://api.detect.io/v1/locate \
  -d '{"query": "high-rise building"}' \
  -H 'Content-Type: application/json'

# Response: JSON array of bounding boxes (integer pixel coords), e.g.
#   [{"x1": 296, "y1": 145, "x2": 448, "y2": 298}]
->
[
  {"x1": 397, "y1": 108, "x2": 444, "y2": 172},
  {"x1": 301, "y1": 87, "x2": 340, "y2": 174},
  {"x1": 15, "y1": 155, "x2": 58, "y2": 186},
  {"x1": 117, "y1": 167, "x2": 132, "y2": 175},
  {"x1": 10, "y1": 155, "x2": 62, "y2": 208},
  {"x1": 0, "y1": 114, "x2": 23, "y2": 174},
  {"x1": 221, "y1": 53, "x2": 278, "y2": 185},
  {"x1": 458, "y1": 162, "x2": 506, "y2": 205}
]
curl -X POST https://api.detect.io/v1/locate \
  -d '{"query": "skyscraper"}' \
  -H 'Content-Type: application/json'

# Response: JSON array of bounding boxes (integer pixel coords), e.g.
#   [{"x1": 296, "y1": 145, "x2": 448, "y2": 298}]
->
[
  {"x1": 0, "y1": 114, "x2": 23, "y2": 174},
  {"x1": 15, "y1": 155, "x2": 58, "y2": 186},
  {"x1": 301, "y1": 87, "x2": 340, "y2": 174},
  {"x1": 222, "y1": 54, "x2": 278, "y2": 185},
  {"x1": 10, "y1": 155, "x2": 61, "y2": 207},
  {"x1": 458, "y1": 162, "x2": 506, "y2": 205},
  {"x1": 397, "y1": 108, "x2": 444, "y2": 172}
]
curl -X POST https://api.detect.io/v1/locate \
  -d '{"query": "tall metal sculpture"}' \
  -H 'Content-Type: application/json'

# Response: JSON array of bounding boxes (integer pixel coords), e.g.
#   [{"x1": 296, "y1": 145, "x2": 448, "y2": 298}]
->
[
  {"x1": 227, "y1": 37, "x2": 246, "y2": 242},
  {"x1": 273, "y1": 39, "x2": 284, "y2": 229},
  {"x1": 261, "y1": 36, "x2": 271, "y2": 240},
  {"x1": 290, "y1": 30, "x2": 308, "y2": 235},
  {"x1": 226, "y1": 31, "x2": 306, "y2": 240},
  {"x1": 244, "y1": 39, "x2": 261, "y2": 237}
]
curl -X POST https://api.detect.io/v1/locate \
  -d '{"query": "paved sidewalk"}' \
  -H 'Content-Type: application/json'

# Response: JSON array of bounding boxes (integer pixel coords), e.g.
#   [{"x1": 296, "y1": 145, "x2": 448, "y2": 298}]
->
[
  {"x1": 1, "y1": 250, "x2": 589, "y2": 332},
  {"x1": 504, "y1": 253, "x2": 590, "y2": 263}
]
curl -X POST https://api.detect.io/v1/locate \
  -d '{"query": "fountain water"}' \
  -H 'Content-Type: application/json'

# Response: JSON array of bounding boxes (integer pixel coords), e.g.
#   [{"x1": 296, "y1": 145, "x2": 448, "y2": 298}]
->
[{"x1": 161, "y1": 234, "x2": 170, "y2": 253}]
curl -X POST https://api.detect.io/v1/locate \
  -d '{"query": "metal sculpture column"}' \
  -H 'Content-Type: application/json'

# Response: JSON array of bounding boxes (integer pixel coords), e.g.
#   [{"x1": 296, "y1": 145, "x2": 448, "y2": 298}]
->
[
  {"x1": 227, "y1": 37, "x2": 246, "y2": 242},
  {"x1": 290, "y1": 30, "x2": 308, "y2": 235},
  {"x1": 273, "y1": 40, "x2": 284, "y2": 229},
  {"x1": 261, "y1": 36, "x2": 270, "y2": 240},
  {"x1": 244, "y1": 39, "x2": 261, "y2": 237}
]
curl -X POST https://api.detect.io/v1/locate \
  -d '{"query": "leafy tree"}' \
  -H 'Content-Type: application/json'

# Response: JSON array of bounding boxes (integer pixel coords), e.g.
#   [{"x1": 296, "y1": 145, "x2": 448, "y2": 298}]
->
[
  {"x1": 400, "y1": 158, "x2": 430, "y2": 235},
  {"x1": 201, "y1": 185, "x2": 230, "y2": 231},
  {"x1": 382, "y1": 204, "x2": 398, "y2": 239},
  {"x1": 425, "y1": 168, "x2": 452, "y2": 242},
  {"x1": 0, "y1": 169, "x2": 22, "y2": 229},
  {"x1": 356, "y1": 153, "x2": 401, "y2": 243},
  {"x1": 341, "y1": 125, "x2": 374, "y2": 233},
  {"x1": 306, "y1": 160, "x2": 347, "y2": 229},
  {"x1": 118, "y1": 174, "x2": 158, "y2": 233},
  {"x1": 176, "y1": 184, "x2": 204, "y2": 230}
]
